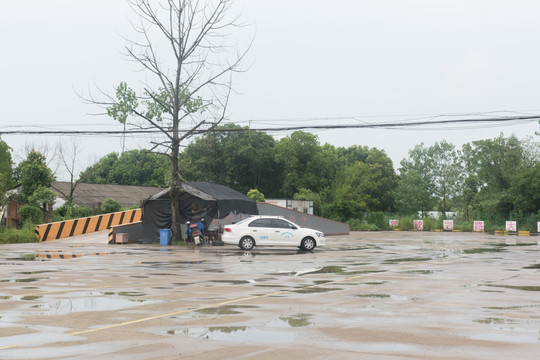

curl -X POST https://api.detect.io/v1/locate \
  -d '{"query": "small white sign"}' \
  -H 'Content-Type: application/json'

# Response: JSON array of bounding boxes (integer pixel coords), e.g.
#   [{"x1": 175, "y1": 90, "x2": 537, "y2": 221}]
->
[
  {"x1": 414, "y1": 220, "x2": 423, "y2": 231},
  {"x1": 443, "y1": 220, "x2": 453, "y2": 231},
  {"x1": 473, "y1": 221, "x2": 484, "y2": 232},
  {"x1": 389, "y1": 219, "x2": 399, "y2": 227},
  {"x1": 506, "y1": 221, "x2": 517, "y2": 232}
]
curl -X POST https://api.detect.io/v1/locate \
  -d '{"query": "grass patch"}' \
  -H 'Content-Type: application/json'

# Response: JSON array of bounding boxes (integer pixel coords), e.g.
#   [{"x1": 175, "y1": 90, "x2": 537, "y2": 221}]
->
[{"x1": 0, "y1": 224, "x2": 38, "y2": 244}]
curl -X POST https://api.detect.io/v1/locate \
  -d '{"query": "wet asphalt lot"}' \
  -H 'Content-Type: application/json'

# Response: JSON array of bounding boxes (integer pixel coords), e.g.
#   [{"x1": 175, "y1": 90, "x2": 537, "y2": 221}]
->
[{"x1": 1, "y1": 231, "x2": 540, "y2": 359}]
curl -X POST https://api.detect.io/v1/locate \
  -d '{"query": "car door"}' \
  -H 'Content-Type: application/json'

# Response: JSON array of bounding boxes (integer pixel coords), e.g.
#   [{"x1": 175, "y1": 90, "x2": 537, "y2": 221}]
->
[
  {"x1": 247, "y1": 218, "x2": 274, "y2": 245},
  {"x1": 271, "y1": 219, "x2": 300, "y2": 246}
]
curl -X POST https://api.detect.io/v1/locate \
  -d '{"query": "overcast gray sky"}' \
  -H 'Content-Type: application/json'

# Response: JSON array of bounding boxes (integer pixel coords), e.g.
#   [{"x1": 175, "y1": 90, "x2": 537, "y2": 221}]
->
[{"x1": 1, "y1": 0, "x2": 539, "y2": 181}]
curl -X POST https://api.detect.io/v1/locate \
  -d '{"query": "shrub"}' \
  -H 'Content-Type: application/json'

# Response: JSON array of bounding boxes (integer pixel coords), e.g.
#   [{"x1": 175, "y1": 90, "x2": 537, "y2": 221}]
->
[
  {"x1": 247, "y1": 189, "x2": 265, "y2": 202},
  {"x1": 19, "y1": 205, "x2": 42, "y2": 225},
  {"x1": 348, "y1": 218, "x2": 379, "y2": 231},
  {"x1": 366, "y1": 212, "x2": 388, "y2": 230},
  {"x1": 55, "y1": 204, "x2": 93, "y2": 220},
  {"x1": 101, "y1": 198, "x2": 122, "y2": 214}
]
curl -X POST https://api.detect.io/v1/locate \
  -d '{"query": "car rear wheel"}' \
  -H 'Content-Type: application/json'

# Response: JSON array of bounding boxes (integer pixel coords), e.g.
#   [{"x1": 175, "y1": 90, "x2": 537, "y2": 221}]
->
[
  {"x1": 239, "y1": 236, "x2": 255, "y2": 250},
  {"x1": 301, "y1": 237, "x2": 316, "y2": 251}
]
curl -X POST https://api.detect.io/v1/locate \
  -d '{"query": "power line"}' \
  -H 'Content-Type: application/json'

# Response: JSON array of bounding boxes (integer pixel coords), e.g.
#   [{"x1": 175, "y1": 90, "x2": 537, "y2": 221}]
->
[{"x1": 0, "y1": 114, "x2": 538, "y2": 136}]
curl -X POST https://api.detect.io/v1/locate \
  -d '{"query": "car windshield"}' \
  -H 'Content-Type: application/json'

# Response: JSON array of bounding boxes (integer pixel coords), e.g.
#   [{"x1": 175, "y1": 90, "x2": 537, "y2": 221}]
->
[{"x1": 232, "y1": 217, "x2": 253, "y2": 225}]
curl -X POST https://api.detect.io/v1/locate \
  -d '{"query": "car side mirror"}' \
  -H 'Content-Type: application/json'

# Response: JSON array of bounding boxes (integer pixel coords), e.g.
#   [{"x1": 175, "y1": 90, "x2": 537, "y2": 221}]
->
[{"x1": 291, "y1": 226, "x2": 298, "y2": 230}]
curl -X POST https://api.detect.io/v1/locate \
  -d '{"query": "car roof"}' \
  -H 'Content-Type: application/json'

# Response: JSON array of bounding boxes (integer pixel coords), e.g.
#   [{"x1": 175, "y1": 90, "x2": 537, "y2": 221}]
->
[{"x1": 247, "y1": 215, "x2": 285, "y2": 219}]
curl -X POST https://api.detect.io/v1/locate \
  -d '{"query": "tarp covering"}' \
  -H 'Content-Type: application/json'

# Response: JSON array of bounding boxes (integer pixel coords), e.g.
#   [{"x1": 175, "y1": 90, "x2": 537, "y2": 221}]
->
[{"x1": 142, "y1": 182, "x2": 258, "y2": 243}]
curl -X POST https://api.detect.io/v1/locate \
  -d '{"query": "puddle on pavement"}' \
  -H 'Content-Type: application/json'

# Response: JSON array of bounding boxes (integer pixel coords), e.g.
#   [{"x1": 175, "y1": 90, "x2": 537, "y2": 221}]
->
[
  {"x1": 21, "y1": 295, "x2": 42, "y2": 301},
  {"x1": 195, "y1": 305, "x2": 258, "y2": 315},
  {"x1": 167, "y1": 326, "x2": 296, "y2": 343},
  {"x1": 484, "y1": 304, "x2": 540, "y2": 310},
  {"x1": 36, "y1": 296, "x2": 157, "y2": 314},
  {"x1": 0, "y1": 296, "x2": 12, "y2": 300},
  {"x1": 469, "y1": 331, "x2": 540, "y2": 344},
  {"x1": 363, "y1": 281, "x2": 386, "y2": 285},
  {"x1": 474, "y1": 318, "x2": 517, "y2": 325},
  {"x1": 290, "y1": 266, "x2": 387, "y2": 277},
  {"x1": 383, "y1": 257, "x2": 432, "y2": 264},
  {"x1": 355, "y1": 294, "x2": 391, "y2": 298},
  {"x1": 209, "y1": 280, "x2": 250, "y2": 285},
  {"x1": 15, "y1": 277, "x2": 48, "y2": 283},
  {"x1": 101, "y1": 291, "x2": 146, "y2": 297},
  {"x1": 279, "y1": 313, "x2": 313, "y2": 327},
  {"x1": 313, "y1": 280, "x2": 333, "y2": 285},
  {"x1": 484, "y1": 284, "x2": 540, "y2": 292},
  {"x1": 401, "y1": 270, "x2": 436, "y2": 275},
  {"x1": 463, "y1": 248, "x2": 505, "y2": 254},
  {"x1": 293, "y1": 287, "x2": 342, "y2": 294},
  {"x1": 16, "y1": 270, "x2": 56, "y2": 275},
  {"x1": 523, "y1": 264, "x2": 540, "y2": 269}
]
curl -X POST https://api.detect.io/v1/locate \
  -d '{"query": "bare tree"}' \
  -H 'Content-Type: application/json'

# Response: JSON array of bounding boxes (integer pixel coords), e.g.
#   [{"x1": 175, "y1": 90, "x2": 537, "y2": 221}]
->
[
  {"x1": 55, "y1": 139, "x2": 84, "y2": 205},
  {"x1": 86, "y1": 0, "x2": 250, "y2": 241}
]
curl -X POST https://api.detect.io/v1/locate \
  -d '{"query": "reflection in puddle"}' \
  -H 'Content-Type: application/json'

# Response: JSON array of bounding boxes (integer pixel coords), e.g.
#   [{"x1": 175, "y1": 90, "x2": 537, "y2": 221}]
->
[
  {"x1": 355, "y1": 294, "x2": 390, "y2": 298},
  {"x1": 383, "y1": 257, "x2": 431, "y2": 264},
  {"x1": 37, "y1": 297, "x2": 156, "y2": 314},
  {"x1": 293, "y1": 287, "x2": 341, "y2": 294},
  {"x1": 523, "y1": 263, "x2": 540, "y2": 269},
  {"x1": 195, "y1": 305, "x2": 258, "y2": 315},
  {"x1": 469, "y1": 331, "x2": 540, "y2": 344},
  {"x1": 484, "y1": 284, "x2": 540, "y2": 292},
  {"x1": 169, "y1": 326, "x2": 296, "y2": 343},
  {"x1": 464, "y1": 248, "x2": 505, "y2": 254},
  {"x1": 401, "y1": 270, "x2": 436, "y2": 275},
  {"x1": 474, "y1": 318, "x2": 516, "y2": 325},
  {"x1": 279, "y1": 313, "x2": 312, "y2": 327},
  {"x1": 334, "y1": 341, "x2": 421, "y2": 353}
]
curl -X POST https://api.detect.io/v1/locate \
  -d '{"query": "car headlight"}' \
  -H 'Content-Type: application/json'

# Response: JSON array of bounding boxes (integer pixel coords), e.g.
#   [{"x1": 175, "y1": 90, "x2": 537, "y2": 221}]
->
[{"x1": 316, "y1": 232, "x2": 324, "y2": 237}]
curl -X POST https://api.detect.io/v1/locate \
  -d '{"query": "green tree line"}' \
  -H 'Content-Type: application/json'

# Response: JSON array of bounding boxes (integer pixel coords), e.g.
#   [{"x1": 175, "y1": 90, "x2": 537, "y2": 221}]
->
[
  {"x1": 80, "y1": 125, "x2": 539, "y2": 225},
  {"x1": 2, "y1": 129, "x2": 539, "y2": 231}
]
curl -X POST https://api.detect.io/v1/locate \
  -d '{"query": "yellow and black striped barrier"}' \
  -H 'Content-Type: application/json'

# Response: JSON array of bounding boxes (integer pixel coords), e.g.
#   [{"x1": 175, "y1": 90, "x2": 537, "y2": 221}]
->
[
  {"x1": 34, "y1": 209, "x2": 142, "y2": 242},
  {"x1": 35, "y1": 250, "x2": 109, "y2": 259}
]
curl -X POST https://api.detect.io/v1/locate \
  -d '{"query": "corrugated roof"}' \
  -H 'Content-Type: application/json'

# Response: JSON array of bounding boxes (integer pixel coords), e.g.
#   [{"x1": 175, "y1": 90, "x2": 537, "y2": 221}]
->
[{"x1": 51, "y1": 181, "x2": 165, "y2": 208}]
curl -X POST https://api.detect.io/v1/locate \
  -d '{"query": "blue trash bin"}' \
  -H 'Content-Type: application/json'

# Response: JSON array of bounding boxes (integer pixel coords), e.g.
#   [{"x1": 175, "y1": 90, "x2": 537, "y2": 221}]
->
[{"x1": 160, "y1": 229, "x2": 171, "y2": 245}]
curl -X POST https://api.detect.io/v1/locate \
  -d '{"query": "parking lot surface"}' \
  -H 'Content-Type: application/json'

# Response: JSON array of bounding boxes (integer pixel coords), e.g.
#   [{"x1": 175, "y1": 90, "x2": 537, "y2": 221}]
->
[{"x1": 1, "y1": 231, "x2": 539, "y2": 359}]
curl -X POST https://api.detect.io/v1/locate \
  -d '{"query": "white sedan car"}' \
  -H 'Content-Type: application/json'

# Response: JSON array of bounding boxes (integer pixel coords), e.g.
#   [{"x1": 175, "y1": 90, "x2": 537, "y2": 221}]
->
[{"x1": 221, "y1": 215, "x2": 326, "y2": 251}]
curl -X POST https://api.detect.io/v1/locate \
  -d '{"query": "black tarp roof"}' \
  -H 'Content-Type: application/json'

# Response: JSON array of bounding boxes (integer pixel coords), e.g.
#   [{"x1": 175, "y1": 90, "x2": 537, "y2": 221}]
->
[{"x1": 141, "y1": 182, "x2": 258, "y2": 242}]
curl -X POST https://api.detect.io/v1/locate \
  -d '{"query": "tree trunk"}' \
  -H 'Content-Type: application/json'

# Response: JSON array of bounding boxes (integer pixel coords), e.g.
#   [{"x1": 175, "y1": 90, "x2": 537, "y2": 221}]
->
[{"x1": 170, "y1": 127, "x2": 183, "y2": 242}]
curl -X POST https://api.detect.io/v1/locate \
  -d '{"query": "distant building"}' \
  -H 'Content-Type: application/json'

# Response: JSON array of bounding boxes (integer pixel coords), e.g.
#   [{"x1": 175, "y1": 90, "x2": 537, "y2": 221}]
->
[
  {"x1": 51, "y1": 181, "x2": 165, "y2": 211},
  {"x1": 265, "y1": 199, "x2": 314, "y2": 215},
  {"x1": 2, "y1": 182, "x2": 165, "y2": 227}
]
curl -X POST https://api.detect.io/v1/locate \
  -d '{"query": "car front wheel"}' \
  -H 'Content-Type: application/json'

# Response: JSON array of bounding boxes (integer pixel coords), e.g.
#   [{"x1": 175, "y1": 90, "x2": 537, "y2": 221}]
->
[
  {"x1": 239, "y1": 236, "x2": 255, "y2": 250},
  {"x1": 301, "y1": 237, "x2": 316, "y2": 251}
]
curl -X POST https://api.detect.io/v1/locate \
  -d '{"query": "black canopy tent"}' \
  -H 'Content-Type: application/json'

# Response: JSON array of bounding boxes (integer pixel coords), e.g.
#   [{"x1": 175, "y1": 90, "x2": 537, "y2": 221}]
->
[{"x1": 141, "y1": 182, "x2": 258, "y2": 243}]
